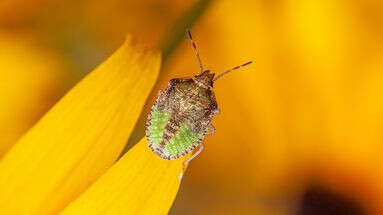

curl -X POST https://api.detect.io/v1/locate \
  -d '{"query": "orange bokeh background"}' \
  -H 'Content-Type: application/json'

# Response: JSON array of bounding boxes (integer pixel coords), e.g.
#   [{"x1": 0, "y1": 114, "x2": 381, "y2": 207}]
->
[{"x1": 1, "y1": 0, "x2": 383, "y2": 214}]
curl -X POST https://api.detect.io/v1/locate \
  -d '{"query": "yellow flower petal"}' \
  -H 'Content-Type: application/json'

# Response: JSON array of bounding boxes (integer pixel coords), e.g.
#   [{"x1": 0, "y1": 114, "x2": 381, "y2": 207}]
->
[
  {"x1": 61, "y1": 138, "x2": 187, "y2": 215},
  {"x1": 0, "y1": 32, "x2": 65, "y2": 156},
  {"x1": 0, "y1": 37, "x2": 161, "y2": 214}
]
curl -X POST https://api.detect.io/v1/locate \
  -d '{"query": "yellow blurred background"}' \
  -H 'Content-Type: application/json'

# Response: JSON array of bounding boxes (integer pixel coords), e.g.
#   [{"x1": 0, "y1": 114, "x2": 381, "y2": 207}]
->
[{"x1": 1, "y1": 0, "x2": 383, "y2": 214}]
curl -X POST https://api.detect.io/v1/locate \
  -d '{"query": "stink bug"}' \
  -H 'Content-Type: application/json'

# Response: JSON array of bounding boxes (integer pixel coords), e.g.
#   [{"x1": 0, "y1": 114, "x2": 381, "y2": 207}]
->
[{"x1": 146, "y1": 29, "x2": 252, "y2": 179}]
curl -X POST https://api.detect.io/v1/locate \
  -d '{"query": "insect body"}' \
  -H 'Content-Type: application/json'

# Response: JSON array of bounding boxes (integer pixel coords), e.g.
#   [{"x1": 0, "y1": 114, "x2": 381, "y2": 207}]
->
[
  {"x1": 147, "y1": 71, "x2": 218, "y2": 159},
  {"x1": 146, "y1": 29, "x2": 252, "y2": 178}
]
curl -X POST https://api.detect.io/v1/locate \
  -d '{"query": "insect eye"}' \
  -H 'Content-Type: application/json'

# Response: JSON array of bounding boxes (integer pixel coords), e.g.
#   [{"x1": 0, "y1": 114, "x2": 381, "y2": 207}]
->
[{"x1": 169, "y1": 79, "x2": 178, "y2": 86}]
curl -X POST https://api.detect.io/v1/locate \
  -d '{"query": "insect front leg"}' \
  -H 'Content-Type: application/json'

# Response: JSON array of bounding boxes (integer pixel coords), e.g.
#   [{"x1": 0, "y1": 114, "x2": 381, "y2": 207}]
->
[
  {"x1": 206, "y1": 124, "x2": 215, "y2": 135},
  {"x1": 179, "y1": 143, "x2": 204, "y2": 181}
]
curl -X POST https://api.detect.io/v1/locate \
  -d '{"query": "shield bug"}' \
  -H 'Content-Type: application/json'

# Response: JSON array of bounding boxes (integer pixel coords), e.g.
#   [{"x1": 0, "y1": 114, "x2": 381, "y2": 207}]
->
[{"x1": 146, "y1": 29, "x2": 252, "y2": 179}]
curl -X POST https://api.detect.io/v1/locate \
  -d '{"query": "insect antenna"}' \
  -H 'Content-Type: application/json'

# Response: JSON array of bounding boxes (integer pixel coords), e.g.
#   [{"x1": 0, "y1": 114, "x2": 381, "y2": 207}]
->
[
  {"x1": 213, "y1": 61, "x2": 253, "y2": 81},
  {"x1": 186, "y1": 29, "x2": 204, "y2": 73}
]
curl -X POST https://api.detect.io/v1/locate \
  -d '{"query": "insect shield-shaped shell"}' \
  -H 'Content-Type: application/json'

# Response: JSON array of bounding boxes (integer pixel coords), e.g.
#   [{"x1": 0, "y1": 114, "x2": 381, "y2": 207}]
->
[
  {"x1": 146, "y1": 72, "x2": 218, "y2": 160},
  {"x1": 145, "y1": 29, "x2": 251, "y2": 167}
]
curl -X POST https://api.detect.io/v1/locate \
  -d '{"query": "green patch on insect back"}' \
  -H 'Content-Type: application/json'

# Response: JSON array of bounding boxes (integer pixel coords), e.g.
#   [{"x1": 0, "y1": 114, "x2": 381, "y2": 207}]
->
[
  {"x1": 165, "y1": 123, "x2": 203, "y2": 157},
  {"x1": 147, "y1": 109, "x2": 170, "y2": 147},
  {"x1": 147, "y1": 106, "x2": 203, "y2": 159}
]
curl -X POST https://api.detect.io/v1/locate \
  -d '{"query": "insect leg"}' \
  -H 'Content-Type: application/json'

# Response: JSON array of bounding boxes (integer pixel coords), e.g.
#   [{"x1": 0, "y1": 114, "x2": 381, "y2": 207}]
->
[
  {"x1": 179, "y1": 143, "x2": 204, "y2": 181},
  {"x1": 206, "y1": 124, "x2": 215, "y2": 135}
]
